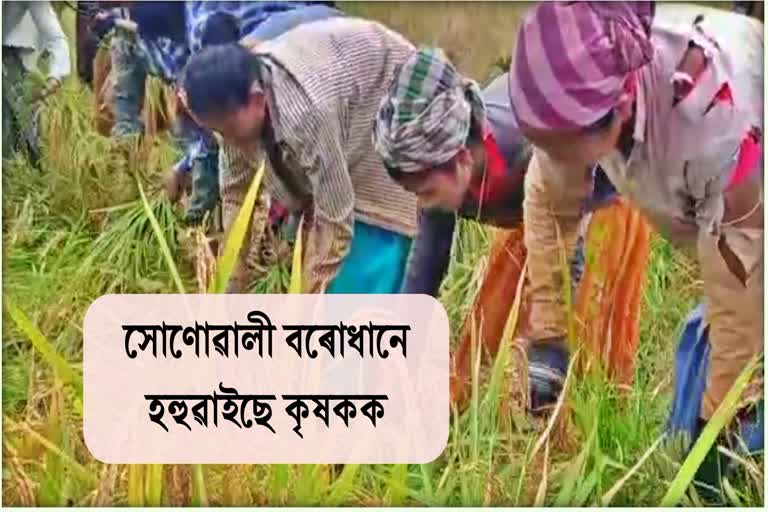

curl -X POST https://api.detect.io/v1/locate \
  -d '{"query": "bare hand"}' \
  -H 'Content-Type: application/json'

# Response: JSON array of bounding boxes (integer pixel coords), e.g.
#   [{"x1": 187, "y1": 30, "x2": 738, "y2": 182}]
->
[
  {"x1": 164, "y1": 169, "x2": 191, "y2": 203},
  {"x1": 34, "y1": 77, "x2": 61, "y2": 102}
]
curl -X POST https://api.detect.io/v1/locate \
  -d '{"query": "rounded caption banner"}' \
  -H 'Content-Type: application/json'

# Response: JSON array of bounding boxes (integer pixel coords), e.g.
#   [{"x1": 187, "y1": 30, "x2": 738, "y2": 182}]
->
[{"x1": 83, "y1": 294, "x2": 449, "y2": 464}]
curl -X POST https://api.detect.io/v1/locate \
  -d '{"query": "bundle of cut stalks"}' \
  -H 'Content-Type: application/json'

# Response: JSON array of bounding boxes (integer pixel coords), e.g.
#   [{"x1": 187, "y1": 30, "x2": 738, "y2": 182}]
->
[
  {"x1": 574, "y1": 198, "x2": 652, "y2": 387},
  {"x1": 450, "y1": 199, "x2": 652, "y2": 407},
  {"x1": 450, "y1": 226, "x2": 528, "y2": 406}
]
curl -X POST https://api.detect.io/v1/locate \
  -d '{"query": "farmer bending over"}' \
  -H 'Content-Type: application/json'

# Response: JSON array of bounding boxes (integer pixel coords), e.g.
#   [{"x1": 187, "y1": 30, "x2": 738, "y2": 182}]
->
[
  {"x1": 508, "y1": 0, "x2": 763, "y2": 480},
  {"x1": 373, "y1": 48, "x2": 620, "y2": 411},
  {"x1": 164, "y1": 1, "x2": 330, "y2": 222},
  {"x1": 175, "y1": 1, "x2": 344, "y2": 279},
  {"x1": 3, "y1": 1, "x2": 71, "y2": 164},
  {"x1": 90, "y1": 2, "x2": 214, "y2": 223},
  {"x1": 180, "y1": 17, "x2": 419, "y2": 293}
]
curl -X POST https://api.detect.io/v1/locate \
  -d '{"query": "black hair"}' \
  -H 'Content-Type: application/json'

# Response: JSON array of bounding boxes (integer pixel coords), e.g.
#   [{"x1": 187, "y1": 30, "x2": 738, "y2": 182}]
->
[
  {"x1": 181, "y1": 44, "x2": 262, "y2": 119},
  {"x1": 583, "y1": 109, "x2": 615, "y2": 134},
  {"x1": 200, "y1": 11, "x2": 241, "y2": 47},
  {"x1": 130, "y1": 1, "x2": 187, "y2": 44},
  {"x1": 386, "y1": 153, "x2": 462, "y2": 184}
]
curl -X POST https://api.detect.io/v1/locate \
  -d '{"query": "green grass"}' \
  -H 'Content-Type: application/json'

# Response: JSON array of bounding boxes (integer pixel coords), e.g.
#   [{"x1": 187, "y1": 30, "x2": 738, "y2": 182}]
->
[{"x1": 2, "y1": 3, "x2": 763, "y2": 506}]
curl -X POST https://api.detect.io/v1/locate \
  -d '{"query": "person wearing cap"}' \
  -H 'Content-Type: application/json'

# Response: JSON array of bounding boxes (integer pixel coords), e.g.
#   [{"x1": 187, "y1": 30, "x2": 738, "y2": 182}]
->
[
  {"x1": 179, "y1": 17, "x2": 419, "y2": 294},
  {"x1": 508, "y1": 0, "x2": 763, "y2": 490},
  {"x1": 3, "y1": 1, "x2": 71, "y2": 163},
  {"x1": 373, "y1": 47, "x2": 623, "y2": 411}
]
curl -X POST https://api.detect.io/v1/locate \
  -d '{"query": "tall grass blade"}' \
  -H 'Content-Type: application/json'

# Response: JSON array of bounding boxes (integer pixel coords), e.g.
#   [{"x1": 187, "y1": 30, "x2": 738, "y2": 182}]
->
[
  {"x1": 386, "y1": 464, "x2": 409, "y2": 506},
  {"x1": 127, "y1": 465, "x2": 145, "y2": 507},
  {"x1": 269, "y1": 464, "x2": 291, "y2": 504},
  {"x1": 601, "y1": 433, "x2": 665, "y2": 505},
  {"x1": 5, "y1": 302, "x2": 82, "y2": 393},
  {"x1": 191, "y1": 464, "x2": 208, "y2": 506},
  {"x1": 555, "y1": 420, "x2": 596, "y2": 506},
  {"x1": 660, "y1": 355, "x2": 761, "y2": 506},
  {"x1": 326, "y1": 464, "x2": 360, "y2": 505},
  {"x1": 417, "y1": 464, "x2": 434, "y2": 503},
  {"x1": 534, "y1": 440, "x2": 550, "y2": 506},
  {"x1": 208, "y1": 161, "x2": 266, "y2": 294},
  {"x1": 289, "y1": 220, "x2": 304, "y2": 294},
  {"x1": 137, "y1": 182, "x2": 185, "y2": 294},
  {"x1": 145, "y1": 464, "x2": 164, "y2": 506}
]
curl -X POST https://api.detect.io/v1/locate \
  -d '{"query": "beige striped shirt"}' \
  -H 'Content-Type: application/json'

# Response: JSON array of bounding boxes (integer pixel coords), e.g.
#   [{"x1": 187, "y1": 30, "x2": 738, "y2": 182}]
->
[{"x1": 223, "y1": 17, "x2": 418, "y2": 292}]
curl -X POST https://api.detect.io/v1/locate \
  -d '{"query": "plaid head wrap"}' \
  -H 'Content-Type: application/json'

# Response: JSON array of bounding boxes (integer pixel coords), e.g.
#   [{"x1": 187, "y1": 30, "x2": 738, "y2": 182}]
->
[
  {"x1": 373, "y1": 47, "x2": 486, "y2": 174},
  {"x1": 509, "y1": 1, "x2": 655, "y2": 131}
]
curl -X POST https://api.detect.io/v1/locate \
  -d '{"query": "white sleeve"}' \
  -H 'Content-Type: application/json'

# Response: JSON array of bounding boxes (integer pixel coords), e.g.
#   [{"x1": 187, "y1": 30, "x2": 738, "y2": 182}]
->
[{"x1": 28, "y1": 1, "x2": 71, "y2": 81}]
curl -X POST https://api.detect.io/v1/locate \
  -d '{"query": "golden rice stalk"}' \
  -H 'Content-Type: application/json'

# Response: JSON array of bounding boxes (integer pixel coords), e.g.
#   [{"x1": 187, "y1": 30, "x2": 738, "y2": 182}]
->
[
  {"x1": 451, "y1": 225, "x2": 527, "y2": 407},
  {"x1": 143, "y1": 76, "x2": 176, "y2": 137},
  {"x1": 188, "y1": 226, "x2": 218, "y2": 293},
  {"x1": 289, "y1": 219, "x2": 304, "y2": 294},
  {"x1": 92, "y1": 45, "x2": 114, "y2": 137},
  {"x1": 574, "y1": 198, "x2": 652, "y2": 386}
]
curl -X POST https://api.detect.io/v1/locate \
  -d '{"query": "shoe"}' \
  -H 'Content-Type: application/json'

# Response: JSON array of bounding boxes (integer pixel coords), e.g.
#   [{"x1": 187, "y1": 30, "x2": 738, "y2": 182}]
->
[{"x1": 527, "y1": 339, "x2": 569, "y2": 415}]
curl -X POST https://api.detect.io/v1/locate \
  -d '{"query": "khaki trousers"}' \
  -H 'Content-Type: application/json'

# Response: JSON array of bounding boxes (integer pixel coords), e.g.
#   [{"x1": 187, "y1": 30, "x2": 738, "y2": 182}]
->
[{"x1": 527, "y1": 149, "x2": 763, "y2": 419}]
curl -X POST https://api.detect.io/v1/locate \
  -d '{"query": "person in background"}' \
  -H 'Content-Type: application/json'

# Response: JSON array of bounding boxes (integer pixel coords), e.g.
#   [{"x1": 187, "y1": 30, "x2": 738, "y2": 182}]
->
[
  {"x1": 373, "y1": 47, "x2": 620, "y2": 411},
  {"x1": 508, "y1": 1, "x2": 762, "y2": 496},
  {"x1": 184, "y1": 1, "x2": 328, "y2": 55},
  {"x1": 179, "y1": 17, "x2": 420, "y2": 294},
  {"x1": 92, "y1": 2, "x2": 189, "y2": 137},
  {"x1": 3, "y1": 0, "x2": 71, "y2": 163},
  {"x1": 76, "y1": 1, "x2": 134, "y2": 88},
  {"x1": 90, "y1": 2, "x2": 219, "y2": 222},
  {"x1": 76, "y1": 1, "x2": 102, "y2": 88},
  {"x1": 733, "y1": 1, "x2": 757, "y2": 17}
]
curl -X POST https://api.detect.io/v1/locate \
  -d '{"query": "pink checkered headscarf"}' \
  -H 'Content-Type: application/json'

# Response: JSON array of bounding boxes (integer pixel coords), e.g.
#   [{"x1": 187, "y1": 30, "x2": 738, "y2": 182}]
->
[{"x1": 509, "y1": 1, "x2": 655, "y2": 131}]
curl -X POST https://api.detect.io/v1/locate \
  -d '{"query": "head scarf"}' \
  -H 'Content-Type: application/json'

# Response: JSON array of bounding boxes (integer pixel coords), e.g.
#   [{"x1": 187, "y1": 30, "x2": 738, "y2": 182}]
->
[
  {"x1": 373, "y1": 47, "x2": 486, "y2": 174},
  {"x1": 508, "y1": 1, "x2": 655, "y2": 131}
]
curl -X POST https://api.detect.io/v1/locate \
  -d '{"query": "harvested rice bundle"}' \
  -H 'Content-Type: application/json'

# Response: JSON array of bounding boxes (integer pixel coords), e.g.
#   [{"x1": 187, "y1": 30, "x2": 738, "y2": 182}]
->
[
  {"x1": 449, "y1": 201, "x2": 652, "y2": 407},
  {"x1": 574, "y1": 199, "x2": 652, "y2": 387},
  {"x1": 451, "y1": 226, "x2": 527, "y2": 405}
]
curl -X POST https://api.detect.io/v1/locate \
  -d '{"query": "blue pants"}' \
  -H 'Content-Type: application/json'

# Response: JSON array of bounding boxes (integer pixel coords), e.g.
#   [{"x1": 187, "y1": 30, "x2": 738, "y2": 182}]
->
[
  {"x1": 327, "y1": 221, "x2": 412, "y2": 294},
  {"x1": 109, "y1": 35, "x2": 146, "y2": 137},
  {"x1": 668, "y1": 303, "x2": 764, "y2": 453}
]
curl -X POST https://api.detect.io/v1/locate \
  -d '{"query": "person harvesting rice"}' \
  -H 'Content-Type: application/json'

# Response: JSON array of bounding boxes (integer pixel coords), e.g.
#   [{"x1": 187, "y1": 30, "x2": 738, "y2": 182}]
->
[
  {"x1": 181, "y1": 1, "x2": 345, "y2": 287},
  {"x1": 179, "y1": 17, "x2": 419, "y2": 294},
  {"x1": 508, "y1": 0, "x2": 763, "y2": 491},
  {"x1": 90, "y1": 1, "x2": 214, "y2": 223},
  {"x1": 372, "y1": 47, "x2": 623, "y2": 411},
  {"x1": 3, "y1": 1, "x2": 71, "y2": 163},
  {"x1": 91, "y1": 1, "x2": 319, "y2": 225}
]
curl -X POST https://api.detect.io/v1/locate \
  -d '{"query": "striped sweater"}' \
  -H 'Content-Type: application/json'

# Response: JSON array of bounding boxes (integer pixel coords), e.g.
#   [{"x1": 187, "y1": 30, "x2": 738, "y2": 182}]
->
[{"x1": 222, "y1": 17, "x2": 419, "y2": 292}]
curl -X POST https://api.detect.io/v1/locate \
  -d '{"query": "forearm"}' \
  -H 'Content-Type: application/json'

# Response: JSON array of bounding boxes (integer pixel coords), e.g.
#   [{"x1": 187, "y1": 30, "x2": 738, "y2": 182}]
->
[
  {"x1": 524, "y1": 149, "x2": 591, "y2": 342},
  {"x1": 401, "y1": 209, "x2": 456, "y2": 296},
  {"x1": 303, "y1": 213, "x2": 353, "y2": 294}
]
